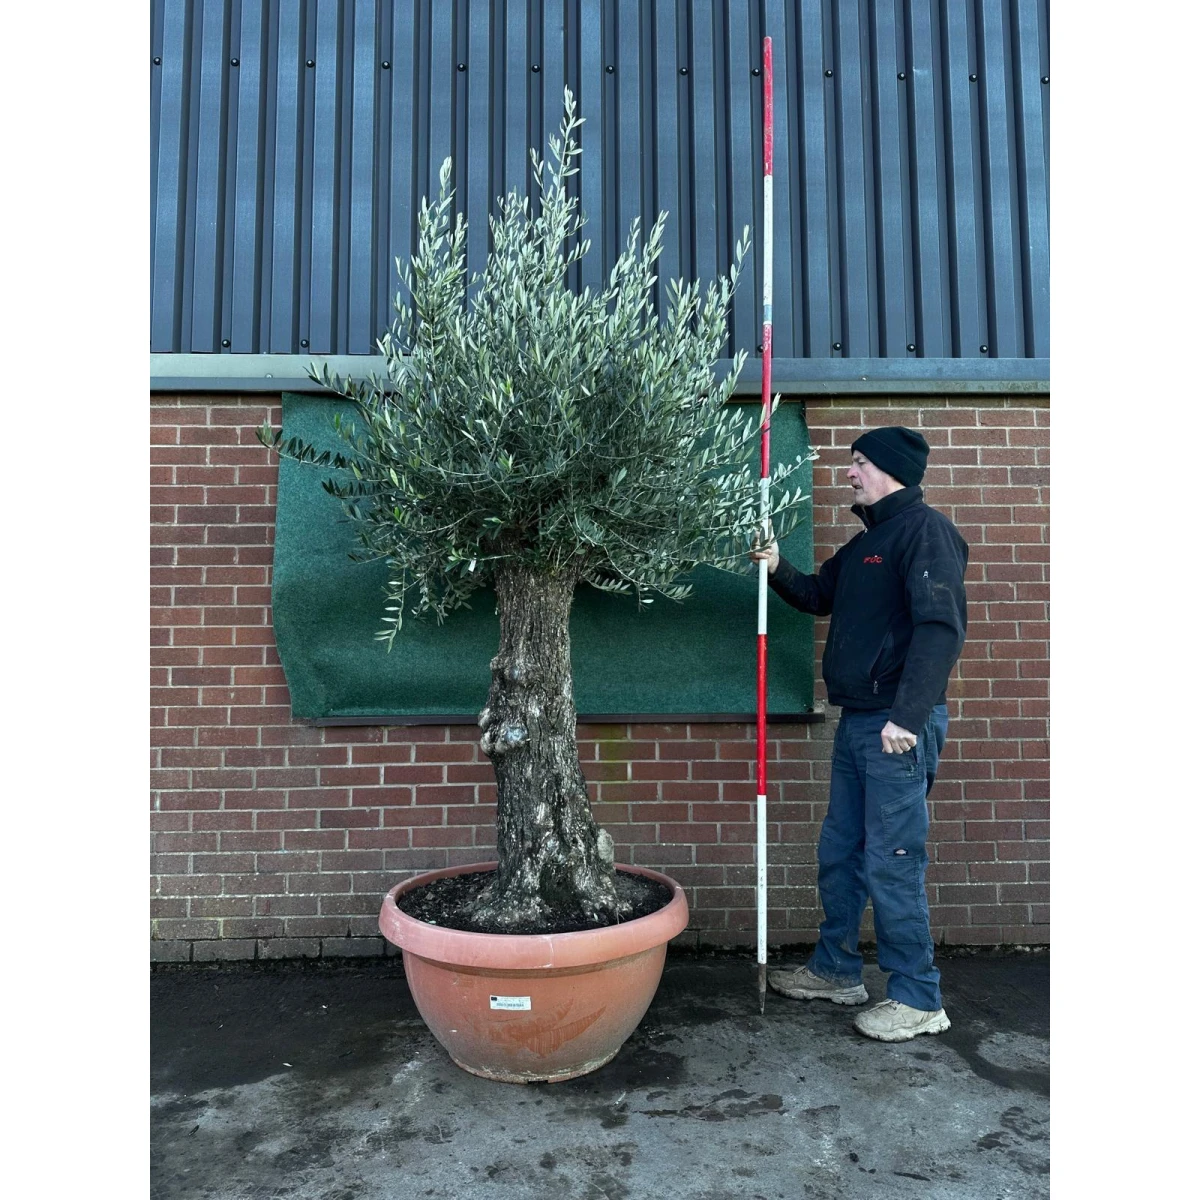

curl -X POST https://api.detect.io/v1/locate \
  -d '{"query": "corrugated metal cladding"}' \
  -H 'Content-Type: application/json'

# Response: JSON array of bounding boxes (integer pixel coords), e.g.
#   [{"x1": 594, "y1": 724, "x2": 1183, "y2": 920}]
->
[{"x1": 151, "y1": 0, "x2": 1049, "y2": 374}]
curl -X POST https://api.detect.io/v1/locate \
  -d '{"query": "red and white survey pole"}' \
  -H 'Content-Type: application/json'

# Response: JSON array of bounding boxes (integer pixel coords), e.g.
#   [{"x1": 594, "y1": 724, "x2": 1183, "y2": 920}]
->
[{"x1": 756, "y1": 35, "x2": 774, "y2": 1014}]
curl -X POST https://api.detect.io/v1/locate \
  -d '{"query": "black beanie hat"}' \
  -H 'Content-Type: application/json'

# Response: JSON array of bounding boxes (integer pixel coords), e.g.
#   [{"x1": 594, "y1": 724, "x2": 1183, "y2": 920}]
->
[{"x1": 850, "y1": 426, "x2": 930, "y2": 487}]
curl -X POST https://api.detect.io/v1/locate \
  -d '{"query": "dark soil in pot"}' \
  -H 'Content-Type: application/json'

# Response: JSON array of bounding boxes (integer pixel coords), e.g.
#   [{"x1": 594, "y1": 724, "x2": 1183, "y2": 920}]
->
[{"x1": 395, "y1": 867, "x2": 675, "y2": 935}]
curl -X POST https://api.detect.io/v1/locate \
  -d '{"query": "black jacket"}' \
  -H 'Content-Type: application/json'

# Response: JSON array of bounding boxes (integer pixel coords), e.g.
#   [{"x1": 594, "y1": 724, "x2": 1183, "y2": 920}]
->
[{"x1": 769, "y1": 487, "x2": 968, "y2": 733}]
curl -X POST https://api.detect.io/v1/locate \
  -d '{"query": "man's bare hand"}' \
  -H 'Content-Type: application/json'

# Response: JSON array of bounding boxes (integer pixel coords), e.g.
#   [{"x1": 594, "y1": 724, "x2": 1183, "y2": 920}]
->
[
  {"x1": 748, "y1": 528, "x2": 779, "y2": 574},
  {"x1": 881, "y1": 721, "x2": 918, "y2": 754}
]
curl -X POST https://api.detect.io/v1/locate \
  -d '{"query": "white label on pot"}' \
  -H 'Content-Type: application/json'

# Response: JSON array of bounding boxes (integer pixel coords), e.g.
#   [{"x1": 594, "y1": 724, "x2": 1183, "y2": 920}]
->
[{"x1": 489, "y1": 995, "x2": 532, "y2": 1011}]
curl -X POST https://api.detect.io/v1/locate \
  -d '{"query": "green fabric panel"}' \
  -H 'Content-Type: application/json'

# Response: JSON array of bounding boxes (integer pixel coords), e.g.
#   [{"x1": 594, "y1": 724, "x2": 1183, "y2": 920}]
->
[{"x1": 271, "y1": 393, "x2": 815, "y2": 719}]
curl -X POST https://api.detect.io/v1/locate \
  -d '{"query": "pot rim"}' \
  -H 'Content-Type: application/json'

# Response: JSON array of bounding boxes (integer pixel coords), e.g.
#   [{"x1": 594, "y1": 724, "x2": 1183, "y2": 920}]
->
[{"x1": 378, "y1": 861, "x2": 689, "y2": 970}]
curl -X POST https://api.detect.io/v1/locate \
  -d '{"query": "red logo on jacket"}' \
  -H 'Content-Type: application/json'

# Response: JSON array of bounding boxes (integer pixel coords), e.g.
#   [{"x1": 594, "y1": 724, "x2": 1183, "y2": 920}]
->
[{"x1": 863, "y1": 555, "x2": 883, "y2": 564}]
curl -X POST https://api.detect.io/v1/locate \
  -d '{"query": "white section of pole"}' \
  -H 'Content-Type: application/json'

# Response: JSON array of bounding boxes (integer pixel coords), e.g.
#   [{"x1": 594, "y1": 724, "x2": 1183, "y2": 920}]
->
[
  {"x1": 757, "y1": 789, "x2": 768, "y2": 955},
  {"x1": 763, "y1": 174, "x2": 773, "y2": 311},
  {"x1": 757, "y1": 478, "x2": 770, "y2": 635}
]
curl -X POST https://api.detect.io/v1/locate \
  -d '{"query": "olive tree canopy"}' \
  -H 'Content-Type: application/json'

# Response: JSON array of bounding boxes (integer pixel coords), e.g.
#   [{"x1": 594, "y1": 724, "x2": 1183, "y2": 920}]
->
[{"x1": 259, "y1": 92, "x2": 812, "y2": 930}]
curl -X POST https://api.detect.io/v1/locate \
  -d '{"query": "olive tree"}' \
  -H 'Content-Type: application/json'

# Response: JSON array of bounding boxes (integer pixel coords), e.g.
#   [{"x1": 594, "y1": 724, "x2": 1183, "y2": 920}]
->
[{"x1": 259, "y1": 91, "x2": 810, "y2": 930}]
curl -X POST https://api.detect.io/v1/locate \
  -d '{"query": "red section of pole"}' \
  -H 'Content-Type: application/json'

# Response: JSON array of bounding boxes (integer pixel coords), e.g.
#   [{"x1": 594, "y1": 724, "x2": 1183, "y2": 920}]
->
[{"x1": 763, "y1": 38, "x2": 774, "y2": 176}]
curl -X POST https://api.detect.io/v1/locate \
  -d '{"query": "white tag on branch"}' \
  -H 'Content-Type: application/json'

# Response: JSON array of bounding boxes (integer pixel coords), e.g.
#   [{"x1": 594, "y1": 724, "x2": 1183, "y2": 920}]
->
[{"x1": 489, "y1": 995, "x2": 532, "y2": 1011}]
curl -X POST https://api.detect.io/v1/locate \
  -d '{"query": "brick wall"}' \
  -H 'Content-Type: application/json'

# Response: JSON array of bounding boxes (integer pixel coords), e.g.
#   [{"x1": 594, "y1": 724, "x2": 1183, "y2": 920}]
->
[{"x1": 151, "y1": 394, "x2": 1049, "y2": 961}]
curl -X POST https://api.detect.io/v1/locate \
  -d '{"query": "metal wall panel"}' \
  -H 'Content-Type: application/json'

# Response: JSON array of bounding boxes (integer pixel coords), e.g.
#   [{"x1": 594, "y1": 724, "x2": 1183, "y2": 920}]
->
[{"x1": 150, "y1": 0, "x2": 1049, "y2": 383}]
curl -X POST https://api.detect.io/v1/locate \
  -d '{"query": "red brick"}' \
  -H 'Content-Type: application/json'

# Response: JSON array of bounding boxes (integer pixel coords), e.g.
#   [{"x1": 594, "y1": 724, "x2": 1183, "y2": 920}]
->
[
  {"x1": 411, "y1": 827, "x2": 475, "y2": 848},
  {"x1": 992, "y1": 678, "x2": 1048, "y2": 698},
  {"x1": 978, "y1": 409, "x2": 1035, "y2": 427},
  {"x1": 192, "y1": 812, "x2": 255, "y2": 835},
  {"x1": 222, "y1": 788, "x2": 288, "y2": 809},
  {"x1": 285, "y1": 873, "x2": 353, "y2": 894},
  {"x1": 287, "y1": 746, "x2": 349, "y2": 766},
  {"x1": 586, "y1": 761, "x2": 632, "y2": 782},
  {"x1": 692, "y1": 761, "x2": 752, "y2": 781},
  {"x1": 320, "y1": 809, "x2": 382, "y2": 829},
  {"x1": 917, "y1": 409, "x2": 978, "y2": 428},
  {"x1": 318, "y1": 766, "x2": 383, "y2": 787},
  {"x1": 382, "y1": 806, "x2": 445, "y2": 827},
  {"x1": 999, "y1": 883, "x2": 1049, "y2": 903},
  {"x1": 156, "y1": 789, "x2": 220, "y2": 812},
  {"x1": 155, "y1": 874, "x2": 223, "y2": 896},
  {"x1": 951, "y1": 467, "x2": 1011, "y2": 485},
  {"x1": 154, "y1": 919, "x2": 221, "y2": 940},
  {"x1": 968, "y1": 905, "x2": 1031, "y2": 925},
  {"x1": 596, "y1": 781, "x2": 661, "y2": 803},
  {"x1": 696, "y1": 843, "x2": 755, "y2": 864},
  {"x1": 351, "y1": 829, "x2": 412, "y2": 850},
  {"x1": 595, "y1": 740, "x2": 659, "y2": 762},
  {"x1": 379, "y1": 763, "x2": 444, "y2": 785},
  {"x1": 938, "y1": 883, "x2": 997, "y2": 905},
  {"x1": 661, "y1": 782, "x2": 721, "y2": 803},
  {"x1": 154, "y1": 832, "x2": 218, "y2": 854},
  {"x1": 284, "y1": 830, "x2": 347, "y2": 850},
  {"x1": 935, "y1": 842, "x2": 998, "y2": 862},
  {"x1": 412, "y1": 784, "x2": 476, "y2": 806},
  {"x1": 446, "y1": 805, "x2": 496, "y2": 826},
  {"x1": 414, "y1": 742, "x2": 477, "y2": 763},
  {"x1": 632, "y1": 844, "x2": 694, "y2": 865},
  {"x1": 613, "y1": 825, "x2": 664, "y2": 846},
  {"x1": 965, "y1": 820, "x2": 1024, "y2": 841},
  {"x1": 691, "y1": 802, "x2": 754, "y2": 823},
  {"x1": 660, "y1": 823, "x2": 718, "y2": 844},
  {"x1": 997, "y1": 839, "x2": 1048, "y2": 860},
  {"x1": 445, "y1": 763, "x2": 495, "y2": 784},
  {"x1": 632, "y1": 761, "x2": 689, "y2": 781},
  {"x1": 657, "y1": 739, "x2": 718, "y2": 761},
  {"x1": 255, "y1": 810, "x2": 321, "y2": 830}
]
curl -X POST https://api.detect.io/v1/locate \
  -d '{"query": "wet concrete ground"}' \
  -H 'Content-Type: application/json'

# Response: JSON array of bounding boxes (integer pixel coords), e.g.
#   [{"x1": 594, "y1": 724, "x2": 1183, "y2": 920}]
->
[{"x1": 151, "y1": 949, "x2": 1048, "y2": 1199}]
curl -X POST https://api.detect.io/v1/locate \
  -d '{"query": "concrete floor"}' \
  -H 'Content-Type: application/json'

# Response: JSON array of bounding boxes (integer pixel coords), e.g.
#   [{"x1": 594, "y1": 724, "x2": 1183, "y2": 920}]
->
[{"x1": 151, "y1": 949, "x2": 1049, "y2": 1200}]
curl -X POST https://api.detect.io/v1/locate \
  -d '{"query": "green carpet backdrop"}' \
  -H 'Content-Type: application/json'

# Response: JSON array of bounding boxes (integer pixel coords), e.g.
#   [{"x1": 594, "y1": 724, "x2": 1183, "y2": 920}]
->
[{"x1": 271, "y1": 393, "x2": 815, "y2": 721}]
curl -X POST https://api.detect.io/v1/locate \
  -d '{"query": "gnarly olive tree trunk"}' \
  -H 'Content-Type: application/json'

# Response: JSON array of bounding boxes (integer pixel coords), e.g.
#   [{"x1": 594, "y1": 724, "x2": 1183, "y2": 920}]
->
[{"x1": 472, "y1": 564, "x2": 629, "y2": 929}]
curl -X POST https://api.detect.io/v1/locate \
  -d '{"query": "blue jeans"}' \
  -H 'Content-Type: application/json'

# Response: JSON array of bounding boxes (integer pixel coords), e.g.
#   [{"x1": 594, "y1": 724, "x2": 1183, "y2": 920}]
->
[{"x1": 807, "y1": 704, "x2": 948, "y2": 1011}]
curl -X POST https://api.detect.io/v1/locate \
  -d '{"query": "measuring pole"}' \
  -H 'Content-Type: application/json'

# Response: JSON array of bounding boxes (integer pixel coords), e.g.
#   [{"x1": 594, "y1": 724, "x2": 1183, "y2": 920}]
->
[{"x1": 756, "y1": 35, "x2": 774, "y2": 1015}]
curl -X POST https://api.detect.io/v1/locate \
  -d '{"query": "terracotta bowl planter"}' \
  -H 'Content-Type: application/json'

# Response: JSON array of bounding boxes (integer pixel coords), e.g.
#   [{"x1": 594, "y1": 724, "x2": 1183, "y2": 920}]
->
[{"x1": 379, "y1": 861, "x2": 690, "y2": 1083}]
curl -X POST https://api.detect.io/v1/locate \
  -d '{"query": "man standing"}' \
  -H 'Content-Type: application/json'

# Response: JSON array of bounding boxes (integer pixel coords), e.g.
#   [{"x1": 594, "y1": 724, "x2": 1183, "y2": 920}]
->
[{"x1": 751, "y1": 426, "x2": 969, "y2": 1042}]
